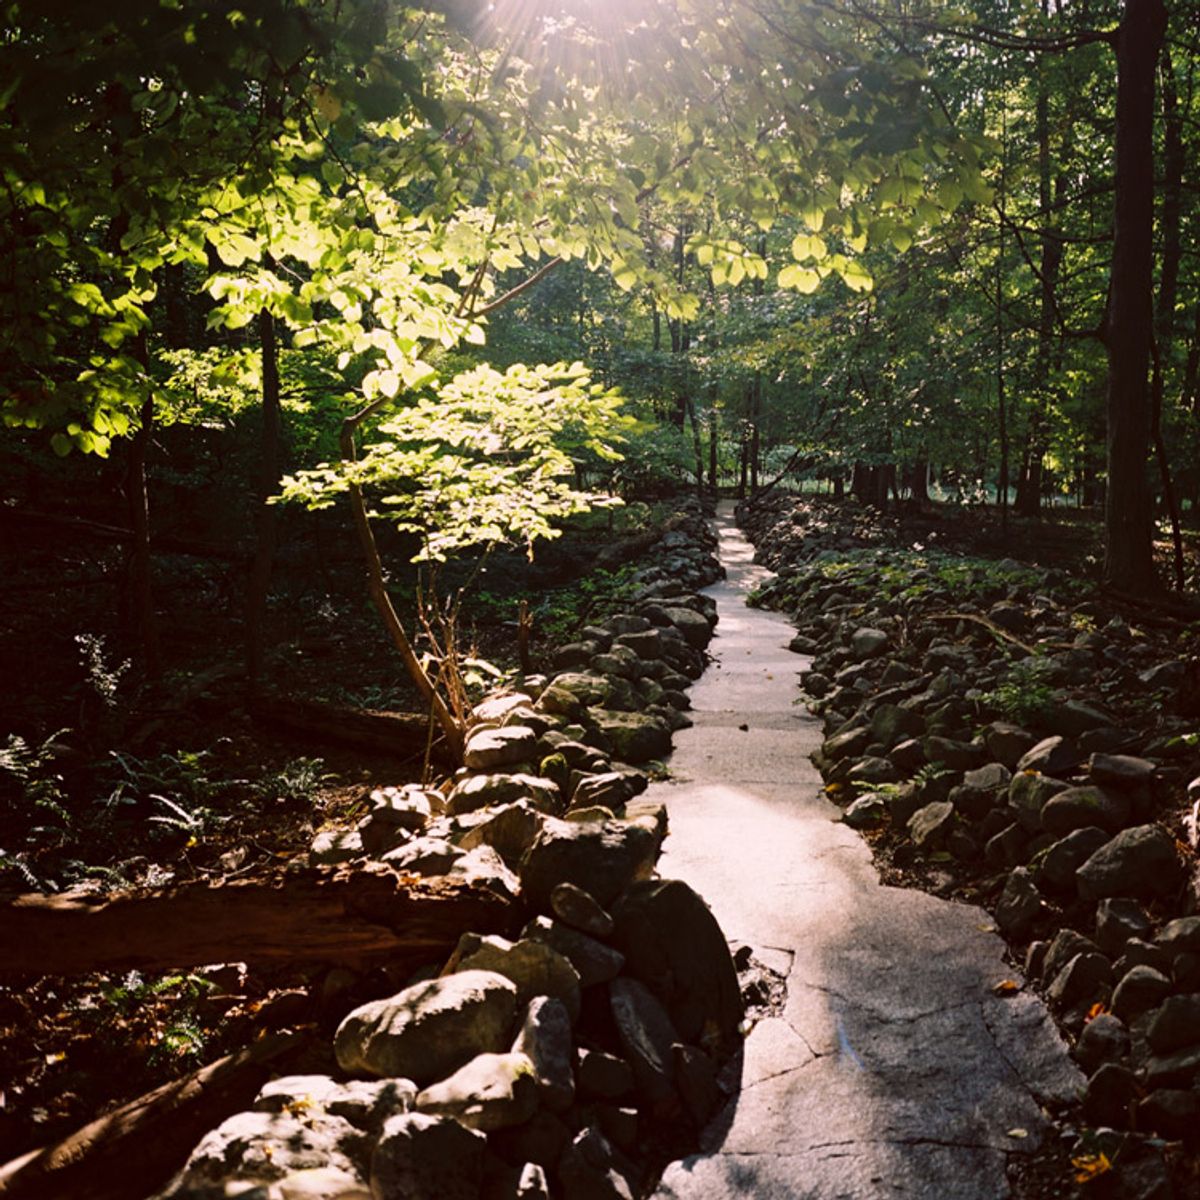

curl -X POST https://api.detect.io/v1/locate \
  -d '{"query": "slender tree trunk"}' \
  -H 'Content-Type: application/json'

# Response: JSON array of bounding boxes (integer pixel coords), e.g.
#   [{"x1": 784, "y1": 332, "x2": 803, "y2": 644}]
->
[
  {"x1": 996, "y1": 104, "x2": 1010, "y2": 535},
  {"x1": 125, "y1": 332, "x2": 161, "y2": 678},
  {"x1": 1102, "y1": 0, "x2": 1166, "y2": 593},
  {"x1": 707, "y1": 398, "x2": 719, "y2": 495},
  {"x1": 246, "y1": 308, "x2": 282, "y2": 689},
  {"x1": 748, "y1": 376, "x2": 762, "y2": 494},
  {"x1": 1150, "y1": 47, "x2": 1185, "y2": 588}
]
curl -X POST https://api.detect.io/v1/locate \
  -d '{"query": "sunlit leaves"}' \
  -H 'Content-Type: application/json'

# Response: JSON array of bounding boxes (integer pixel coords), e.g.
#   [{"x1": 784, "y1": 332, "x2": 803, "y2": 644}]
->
[{"x1": 280, "y1": 361, "x2": 627, "y2": 561}]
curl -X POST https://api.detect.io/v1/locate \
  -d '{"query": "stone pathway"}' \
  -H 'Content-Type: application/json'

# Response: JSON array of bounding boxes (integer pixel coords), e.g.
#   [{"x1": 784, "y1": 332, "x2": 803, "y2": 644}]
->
[{"x1": 651, "y1": 503, "x2": 1083, "y2": 1200}]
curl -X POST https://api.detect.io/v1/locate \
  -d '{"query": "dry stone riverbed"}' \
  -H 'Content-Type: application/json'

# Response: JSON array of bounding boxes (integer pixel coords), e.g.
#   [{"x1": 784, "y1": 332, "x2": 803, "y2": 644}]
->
[{"x1": 651, "y1": 503, "x2": 1082, "y2": 1200}]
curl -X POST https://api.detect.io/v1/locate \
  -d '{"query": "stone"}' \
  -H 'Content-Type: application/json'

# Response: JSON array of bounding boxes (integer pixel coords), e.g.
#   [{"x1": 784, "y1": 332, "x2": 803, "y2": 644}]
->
[
  {"x1": 1046, "y1": 953, "x2": 1111, "y2": 1011},
  {"x1": 358, "y1": 789, "x2": 432, "y2": 855},
  {"x1": 614, "y1": 629, "x2": 662, "y2": 659},
  {"x1": 550, "y1": 881, "x2": 614, "y2": 939},
  {"x1": 983, "y1": 722, "x2": 1038, "y2": 769},
  {"x1": 458, "y1": 802, "x2": 547, "y2": 865},
  {"x1": 570, "y1": 772, "x2": 632, "y2": 811},
  {"x1": 673, "y1": 1043, "x2": 720, "y2": 1128},
  {"x1": 922, "y1": 736, "x2": 985, "y2": 771},
  {"x1": 1008, "y1": 771, "x2": 1070, "y2": 832},
  {"x1": 172, "y1": 1110, "x2": 367, "y2": 1187},
  {"x1": 822, "y1": 725, "x2": 872, "y2": 762},
  {"x1": 1144, "y1": 1042, "x2": 1200, "y2": 1088},
  {"x1": 1082, "y1": 1062, "x2": 1137, "y2": 1127},
  {"x1": 1016, "y1": 736, "x2": 1081, "y2": 776},
  {"x1": 662, "y1": 606, "x2": 713, "y2": 649},
  {"x1": 1114, "y1": 939, "x2": 1173, "y2": 979},
  {"x1": 557, "y1": 1127, "x2": 638, "y2": 1200},
  {"x1": 610, "y1": 878, "x2": 743, "y2": 1055},
  {"x1": 268, "y1": 1167, "x2": 369, "y2": 1198},
  {"x1": 984, "y1": 822, "x2": 1028, "y2": 869},
  {"x1": 519, "y1": 818, "x2": 658, "y2": 909},
  {"x1": 1146, "y1": 993, "x2": 1200, "y2": 1054},
  {"x1": 309, "y1": 829, "x2": 364, "y2": 866},
  {"x1": 1076, "y1": 825, "x2": 1184, "y2": 901},
  {"x1": 1108, "y1": 1153, "x2": 1175, "y2": 1200},
  {"x1": 1041, "y1": 786, "x2": 1130, "y2": 837},
  {"x1": 523, "y1": 916, "x2": 625, "y2": 987},
  {"x1": 463, "y1": 726, "x2": 539, "y2": 771},
  {"x1": 1043, "y1": 929, "x2": 1101, "y2": 985},
  {"x1": 450, "y1": 845, "x2": 521, "y2": 899},
  {"x1": 908, "y1": 800, "x2": 955, "y2": 848},
  {"x1": 415, "y1": 1051, "x2": 538, "y2": 1132},
  {"x1": 609, "y1": 977, "x2": 679, "y2": 1104},
  {"x1": 577, "y1": 1048, "x2": 635, "y2": 1100},
  {"x1": 889, "y1": 738, "x2": 926, "y2": 774},
  {"x1": 379, "y1": 836, "x2": 463, "y2": 875},
  {"x1": 869, "y1": 703, "x2": 924, "y2": 748},
  {"x1": 254, "y1": 1075, "x2": 416, "y2": 1132},
  {"x1": 447, "y1": 773, "x2": 562, "y2": 817},
  {"x1": 1046, "y1": 700, "x2": 1113, "y2": 737},
  {"x1": 1096, "y1": 898, "x2": 1153, "y2": 955},
  {"x1": 843, "y1": 793, "x2": 888, "y2": 829},
  {"x1": 595, "y1": 1105, "x2": 639, "y2": 1154},
  {"x1": 1073, "y1": 1014, "x2": 1129, "y2": 1073},
  {"x1": 847, "y1": 756, "x2": 899, "y2": 786},
  {"x1": 1088, "y1": 753, "x2": 1156, "y2": 789},
  {"x1": 513, "y1": 996, "x2": 575, "y2": 1112},
  {"x1": 1111, "y1": 966, "x2": 1172, "y2": 1023},
  {"x1": 1035, "y1": 827, "x2": 1110, "y2": 892},
  {"x1": 473, "y1": 692, "x2": 535, "y2": 723},
  {"x1": 1136, "y1": 1090, "x2": 1200, "y2": 1141},
  {"x1": 850, "y1": 627, "x2": 889, "y2": 660},
  {"x1": 445, "y1": 933, "x2": 581, "y2": 1023},
  {"x1": 370, "y1": 1113, "x2": 486, "y2": 1200},
  {"x1": 1157, "y1": 916, "x2": 1200, "y2": 955},
  {"x1": 995, "y1": 867, "x2": 1042, "y2": 937},
  {"x1": 544, "y1": 673, "x2": 612, "y2": 709},
  {"x1": 334, "y1": 970, "x2": 518, "y2": 1086},
  {"x1": 963, "y1": 762, "x2": 1012, "y2": 792},
  {"x1": 591, "y1": 710, "x2": 672, "y2": 764}
]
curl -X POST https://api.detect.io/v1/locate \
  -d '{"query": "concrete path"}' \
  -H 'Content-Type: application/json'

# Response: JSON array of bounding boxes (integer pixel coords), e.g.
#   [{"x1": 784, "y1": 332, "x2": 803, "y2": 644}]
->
[{"x1": 651, "y1": 504, "x2": 1082, "y2": 1200}]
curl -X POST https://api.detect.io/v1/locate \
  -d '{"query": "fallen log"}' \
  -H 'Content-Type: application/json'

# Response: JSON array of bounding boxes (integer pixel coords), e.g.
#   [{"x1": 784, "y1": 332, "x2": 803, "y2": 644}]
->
[
  {"x1": 0, "y1": 1031, "x2": 308, "y2": 1200},
  {"x1": 0, "y1": 865, "x2": 514, "y2": 979},
  {"x1": 591, "y1": 513, "x2": 685, "y2": 572},
  {"x1": 250, "y1": 695, "x2": 450, "y2": 764}
]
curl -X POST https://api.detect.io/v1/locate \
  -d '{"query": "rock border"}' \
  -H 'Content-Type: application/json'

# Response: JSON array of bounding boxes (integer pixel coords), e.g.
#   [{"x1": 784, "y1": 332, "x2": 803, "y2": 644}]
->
[{"x1": 155, "y1": 499, "x2": 749, "y2": 1200}]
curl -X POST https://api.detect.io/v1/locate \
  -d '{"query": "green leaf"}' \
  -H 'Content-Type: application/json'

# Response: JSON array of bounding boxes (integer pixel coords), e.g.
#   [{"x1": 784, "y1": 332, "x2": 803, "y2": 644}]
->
[
  {"x1": 791, "y1": 233, "x2": 827, "y2": 261},
  {"x1": 779, "y1": 264, "x2": 821, "y2": 293}
]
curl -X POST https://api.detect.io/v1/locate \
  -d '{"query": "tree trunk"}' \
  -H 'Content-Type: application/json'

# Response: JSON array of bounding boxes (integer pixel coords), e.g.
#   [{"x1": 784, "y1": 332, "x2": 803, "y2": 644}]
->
[
  {"x1": 124, "y1": 333, "x2": 161, "y2": 678},
  {"x1": 0, "y1": 1034, "x2": 307, "y2": 1200},
  {"x1": 250, "y1": 696, "x2": 454, "y2": 762},
  {"x1": 245, "y1": 308, "x2": 282, "y2": 690},
  {"x1": 0, "y1": 866, "x2": 513, "y2": 979},
  {"x1": 1102, "y1": 0, "x2": 1167, "y2": 593}
]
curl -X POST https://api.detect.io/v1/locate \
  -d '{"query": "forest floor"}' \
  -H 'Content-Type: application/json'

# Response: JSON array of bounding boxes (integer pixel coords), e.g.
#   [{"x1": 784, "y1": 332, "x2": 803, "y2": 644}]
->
[{"x1": 2, "y1": 489, "x2": 1197, "y2": 1192}]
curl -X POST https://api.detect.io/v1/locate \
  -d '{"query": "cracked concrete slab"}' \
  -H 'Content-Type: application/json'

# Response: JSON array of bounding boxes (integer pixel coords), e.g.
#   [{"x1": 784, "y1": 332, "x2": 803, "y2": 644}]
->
[{"x1": 649, "y1": 504, "x2": 1082, "y2": 1199}]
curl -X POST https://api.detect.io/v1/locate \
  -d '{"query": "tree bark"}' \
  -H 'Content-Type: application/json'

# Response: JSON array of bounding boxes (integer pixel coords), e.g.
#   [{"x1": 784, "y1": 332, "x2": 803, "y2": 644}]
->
[
  {"x1": 0, "y1": 866, "x2": 513, "y2": 979},
  {"x1": 1102, "y1": 0, "x2": 1167, "y2": 593},
  {"x1": 124, "y1": 335, "x2": 161, "y2": 678},
  {"x1": 0, "y1": 1034, "x2": 307, "y2": 1200},
  {"x1": 250, "y1": 696, "x2": 453, "y2": 763},
  {"x1": 245, "y1": 308, "x2": 282, "y2": 690}
]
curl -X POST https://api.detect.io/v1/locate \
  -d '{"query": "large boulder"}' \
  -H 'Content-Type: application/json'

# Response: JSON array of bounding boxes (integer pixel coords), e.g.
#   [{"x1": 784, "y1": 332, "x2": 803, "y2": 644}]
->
[
  {"x1": 415, "y1": 1051, "x2": 538, "y2": 1132},
  {"x1": 447, "y1": 773, "x2": 561, "y2": 816},
  {"x1": 513, "y1": 996, "x2": 575, "y2": 1112},
  {"x1": 519, "y1": 818, "x2": 658, "y2": 909},
  {"x1": 371, "y1": 1113, "x2": 486, "y2": 1200},
  {"x1": 334, "y1": 970, "x2": 518, "y2": 1086},
  {"x1": 254, "y1": 1075, "x2": 416, "y2": 1133},
  {"x1": 445, "y1": 933, "x2": 581, "y2": 1022},
  {"x1": 590, "y1": 710, "x2": 672, "y2": 764},
  {"x1": 1040, "y1": 786, "x2": 1130, "y2": 837},
  {"x1": 463, "y1": 726, "x2": 539, "y2": 770},
  {"x1": 610, "y1": 879, "x2": 742, "y2": 1056},
  {"x1": 609, "y1": 978, "x2": 679, "y2": 1105},
  {"x1": 170, "y1": 1110, "x2": 367, "y2": 1188},
  {"x1": 1076, "y1": 825, "x2": 1184, "y2": 901}
]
